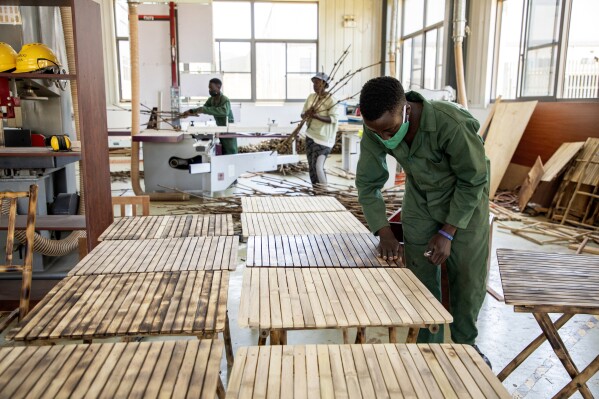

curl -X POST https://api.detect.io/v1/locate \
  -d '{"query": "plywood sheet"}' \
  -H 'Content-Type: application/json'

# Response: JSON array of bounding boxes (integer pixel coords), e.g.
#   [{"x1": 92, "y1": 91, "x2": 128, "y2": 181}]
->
[
  {"x1": 541, "y1": 142, "x2": 585, "y2": 182},
  {"x1": 518, "y1": 156, "x2": 544, "y2": 210},
  {"x1": 485, "y1": 101, "x2": 538, "y2": 198}
]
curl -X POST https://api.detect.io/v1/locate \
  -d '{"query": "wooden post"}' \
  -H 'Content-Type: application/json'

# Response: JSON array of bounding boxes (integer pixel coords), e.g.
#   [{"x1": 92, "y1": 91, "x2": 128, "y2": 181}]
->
[
  {"x1": 389, "y1": 327, "x2": 397, "y2": 344},
  {"x1": 216, "y1": 375, "x2": 226, "y2": 399},
  {"x1": 406, "y1": 327, "x2": 420, "y2": 343}
]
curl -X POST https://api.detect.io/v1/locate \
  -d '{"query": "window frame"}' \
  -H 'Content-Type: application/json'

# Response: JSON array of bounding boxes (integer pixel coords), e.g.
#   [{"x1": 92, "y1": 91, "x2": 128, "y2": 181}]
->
[
  {"x1": 398, "y1": 0, "x2": 446, "y2": 91},
  {"x1": 492, "y1": 0, "x2": 599, "y2": 101},
  {"x1": 214, "y1": 0, "x2": 319, "y2": 102}
]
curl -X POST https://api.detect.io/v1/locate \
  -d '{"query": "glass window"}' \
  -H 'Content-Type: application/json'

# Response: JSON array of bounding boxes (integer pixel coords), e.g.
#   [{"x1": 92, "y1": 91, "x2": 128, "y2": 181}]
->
[
  {"x1": 218, "y1": 42, "x2": 251, "y2": 72},
  {"x1": 426, "y1": 0, "x2": 445, "y2": 25},
  {"x1": 213, "y1": 2, "x2": 252, "y2": 39},
  {"x1": 256, "y1": 43, "x2": 286, "y2": 99},
  {"x1": 402, "y1": 38, "x2": 413, "y2": 87},
  {"x1": 223, "y1": 73, "x2": 252, "y2": 99},
  {"x1": 494, "y1": 0, "x2": 524, "y2": 99},
  {"x1": 287, "y1": 43, "x2": 316, "y2": 73},
  {"x1": 403, "y1": 0, "x2": 424, "y2": 35},
  {"x1": 115, "y1": 0, "x2": 129, "y2": 38},
  {"x1": 118, "y1": 40, "x2": 131, "y2": 101},
  {"x1": 562, "y1": 0, "x2": 599, "y2": 98},
  {"x1": 254, "y1": 3, "x2": 317, "y2": 40},
  {"x1": 424, "y1": 30, "x2": 438, "y2": 89}
]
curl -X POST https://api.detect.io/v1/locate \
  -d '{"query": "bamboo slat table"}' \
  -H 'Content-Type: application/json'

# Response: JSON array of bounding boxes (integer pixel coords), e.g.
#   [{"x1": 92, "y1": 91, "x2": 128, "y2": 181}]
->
[
  {"x1": 238, "y1": 268, "x2": 452, "y2": 344},
  {"x1": 241, "y1": 196, "x2": 346, "y2": 213},
  {"x1": 99, "y1": 214, "x2": 234, "y2": 240},
  {"x1": 6, "y1": 271, "x2": 234, "y2": 366},
  {"x1": 227, "y1": 344, "x2": 510, "y2": 398},
  {"x1": 241, "y1": 211, "x2": 369, "y2": 238},
  {"x1": 497, "y1": 248, "x2": 599, "y2": 398},
  {"x1": 69, "y1": 236, "x2": 239, "y2": 275},
  {"x1": 0, "y1": 340, "x2": 224, "y2": 399},
  {"x1": 246, "y1": 234, "x2": 401, "y2": 267}
]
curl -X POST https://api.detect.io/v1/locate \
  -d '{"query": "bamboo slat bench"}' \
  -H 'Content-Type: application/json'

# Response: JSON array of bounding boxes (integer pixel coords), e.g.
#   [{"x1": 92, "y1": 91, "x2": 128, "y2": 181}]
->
[
  {"x1": 238, "y1": 268, "x2": 452, "y2": 345},
  {"x1": 241, "y1": 196, "x2": 346, "y2": 213},
  {"x1": 99, "y1": 214, "x2": 234, "y2": 240},
  {"x1": 497, "y1": 248, "x2": 599, "y2": 398},
  {"x1": 69, "y1": 236, "x2": 239, "y2": 275},
  {"x1": 246, "y1": 234, "x2": 401, "y2": 267},
  {"x1": 0, "y1": 340, "x2": 225, "y2": 399},
  {"x1": 227, "y1": 344, "x2": 510, "y2": 398}
]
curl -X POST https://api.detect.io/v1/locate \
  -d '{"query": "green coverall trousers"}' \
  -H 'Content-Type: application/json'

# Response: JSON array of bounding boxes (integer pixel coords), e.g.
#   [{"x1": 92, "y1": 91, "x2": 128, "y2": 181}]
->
[
  {"x1": 220, "y1": 138, "x2": 238, "y2": 155},
  {"x1": 403, "y1": 216, "x2": 489, "y2": 345}
]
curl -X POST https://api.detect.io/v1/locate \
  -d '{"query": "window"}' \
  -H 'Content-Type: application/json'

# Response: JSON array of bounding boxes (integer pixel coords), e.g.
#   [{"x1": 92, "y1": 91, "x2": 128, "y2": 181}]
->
[
  {"x1": 114, "y1": 0, "x2": 131, "y2": 102},
  {"x1": 494, "y1": 0, "x2": 599, "y2": 100},
  {"x1": 214, "y1": 1, "x2": 318, "y2": 101},
  {"x1": 398, "y1": 0, "x2": 445, "y2": 91}
]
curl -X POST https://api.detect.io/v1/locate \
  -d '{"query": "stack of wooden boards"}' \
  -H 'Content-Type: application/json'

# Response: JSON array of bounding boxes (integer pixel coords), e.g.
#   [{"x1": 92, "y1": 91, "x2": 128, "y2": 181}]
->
[
  {"x1": 233, "y1": 195, "x2": 509, "y2": 398},
  {"x1": 3, "y1": 213, "x2": 239, "y2": 398}
]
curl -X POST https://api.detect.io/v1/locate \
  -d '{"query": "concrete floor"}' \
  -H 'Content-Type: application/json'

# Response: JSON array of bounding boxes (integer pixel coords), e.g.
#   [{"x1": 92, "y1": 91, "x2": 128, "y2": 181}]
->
[{"x1": 1, "y1": 154, "x2": 598, "y2": 398}]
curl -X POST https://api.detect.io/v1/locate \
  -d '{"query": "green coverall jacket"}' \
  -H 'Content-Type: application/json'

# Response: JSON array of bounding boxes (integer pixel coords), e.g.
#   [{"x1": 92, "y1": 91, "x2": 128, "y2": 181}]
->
[
  {"x1": 356, "y1": 91, "x2": 490, "y2": 345},
  {"x1": 199, "y1": 94, "x2": 237, "y2": 155}
]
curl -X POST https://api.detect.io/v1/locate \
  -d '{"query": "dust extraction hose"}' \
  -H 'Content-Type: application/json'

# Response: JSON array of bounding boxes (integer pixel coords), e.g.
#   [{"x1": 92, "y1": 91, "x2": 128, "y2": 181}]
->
[
  {"x1": 0, "y1": 8, "x2": 84, "y2": 257},
  {"x1": 128, "y1": 2, "x2": 188, "y2": 201}
]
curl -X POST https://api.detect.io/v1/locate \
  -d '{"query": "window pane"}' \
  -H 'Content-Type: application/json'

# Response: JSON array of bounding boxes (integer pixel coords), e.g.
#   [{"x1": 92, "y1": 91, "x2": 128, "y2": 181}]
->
[
  {"x1": 402, "y1": 38, "x2": 413, "y2": 88},
  {"x1": 256, "y1": 43, "x2": 286, "y2": 99},
  {"x1": 118, "y1": 40, "x2": 131, "y2": 101},
  {"x1": 287, "y1": 43, "x2": 316, "y2": 73},
  {"x1": 213, "y1": 2, "x2": 251, "y2": 39},
  {"x1": 115, "y1": 0, "x2": 129, "y2": 38},
  {"x1": 424, "y1": 30, "x2": 437, "y2": 89},
  {"x1": 522, "y1": 46, "x2": 557, "y2": 96},
  {"x1": 411, "y1": 35, "x2": 423, "y2": 89},
  {"x1": 254, "y1": 3, "x2": 317, "y2": 40},
  {"x1": 222, "y1": 73, "x2": 252, "y2": 99},
  {"x1": 287, "y1": 73, "x2": 313, "y2": 99},
  {"x1": 218, "y1": 42, "x2": 251, "y2": 72},
  {"x1": 436, "y1": 27, "x2": 444, "y2": 89},
  {"x1": 495, "y1": 0, "x2": 524, "y2": 99},
  {"x1": 426, "y1": 0, "x2": 445, "y2": 25},
  {"x1": 528, "y1": 0, "x2": 561, "y2": 47},
  {"x1": 562, "y1": 0, "x2": 599, "y2": 98},
  {"x1": 403, "y1": 0, "x2": 424, "y2": 35}
]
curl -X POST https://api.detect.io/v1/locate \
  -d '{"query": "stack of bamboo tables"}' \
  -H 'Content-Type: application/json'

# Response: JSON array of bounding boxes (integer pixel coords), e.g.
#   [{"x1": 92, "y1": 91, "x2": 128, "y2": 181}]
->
[
  {"x1": 0, "y1": 340, "x2": 224, "y2": 398},
  {"x1": 227, "y1": 344, "x2": 510, "y2": 398},
  {"x1": 497, "y1": 248, "x2": 599, "y2": 398}
]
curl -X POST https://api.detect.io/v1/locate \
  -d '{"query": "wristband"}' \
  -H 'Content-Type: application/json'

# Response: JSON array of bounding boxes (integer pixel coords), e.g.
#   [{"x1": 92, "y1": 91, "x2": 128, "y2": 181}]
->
[{"x1": 438, "y1": 229, "x2": 454, "y2": 241}]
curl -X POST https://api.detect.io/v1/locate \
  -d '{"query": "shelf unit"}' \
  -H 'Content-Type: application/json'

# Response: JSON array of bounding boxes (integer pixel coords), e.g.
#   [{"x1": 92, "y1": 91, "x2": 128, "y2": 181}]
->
[{"x1": 4, "y1": 0, "x2": 113, "y2": 252}]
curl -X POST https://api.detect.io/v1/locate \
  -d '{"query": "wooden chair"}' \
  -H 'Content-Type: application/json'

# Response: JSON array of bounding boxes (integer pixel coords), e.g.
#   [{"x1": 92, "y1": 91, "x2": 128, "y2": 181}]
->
[
  {"x1": 112, "y1": 195, "x2": 150, "y2": 217},
  {"x1": 0, "y1": 184, "x2": 38, "y2": 330}
]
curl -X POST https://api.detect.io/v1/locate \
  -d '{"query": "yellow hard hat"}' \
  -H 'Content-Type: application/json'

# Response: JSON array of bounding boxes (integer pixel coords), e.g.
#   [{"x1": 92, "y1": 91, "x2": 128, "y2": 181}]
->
[
  {"x1": 0, "y1": 42, "x2": 17, "y2": 72},
  {"x1": 14, "y1": 43, "x2": 61, "y2": 73}
]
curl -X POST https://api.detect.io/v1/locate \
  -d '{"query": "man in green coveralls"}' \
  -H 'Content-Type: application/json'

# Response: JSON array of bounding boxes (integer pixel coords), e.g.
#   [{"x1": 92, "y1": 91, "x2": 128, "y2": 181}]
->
[
  {"x1": 182, "y1": 78, "x2": 237, "y2": 154},
  {"x1": 356, "y1": 76, "x2": 492, "y2": 366}
]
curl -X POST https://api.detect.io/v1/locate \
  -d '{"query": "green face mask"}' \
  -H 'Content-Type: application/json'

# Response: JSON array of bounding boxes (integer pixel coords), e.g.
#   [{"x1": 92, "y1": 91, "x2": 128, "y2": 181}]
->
[{"x1": 376, "y1": 104, "x2": 409, "y2": 150}]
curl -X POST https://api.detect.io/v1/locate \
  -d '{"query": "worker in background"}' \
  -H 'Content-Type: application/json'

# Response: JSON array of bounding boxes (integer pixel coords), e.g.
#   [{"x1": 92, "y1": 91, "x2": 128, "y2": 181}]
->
[
  {"x1": 301, "y1": 72, "x2": 338, "y2": 186},
  {"x1": 182, "y1": 78, "x2": 237, "y2": 154},
  {"x1": 356, "y1": 76, "x2": 492, "y2": 367}
]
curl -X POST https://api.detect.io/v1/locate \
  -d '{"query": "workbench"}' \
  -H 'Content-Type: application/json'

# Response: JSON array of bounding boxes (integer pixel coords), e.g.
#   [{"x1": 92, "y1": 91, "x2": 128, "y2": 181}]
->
[
  {"x1": 246, "y1": 234, "x2": 401, "y2": 267},
  {"x1": 241, "y1": 211, "x2": 369, "y2": 238},
  {"x1": 69, "y1": 236, "x2": 239, "y2": 275},
  {"x1": 99, "y1": 214, "x2": 234, "y2": 240},
  {"x1": 497, "y1": 248, "x2": 599, "y2": 398},
  {"x1": 0, "y1": 340, "x2": 224, "y2": 399},
  {"x1": 227, "y1": 344, "x2": 510, "y2": 398},
  {"x1": 238, "y1": 268, "x2": 452, "y2": 345}
]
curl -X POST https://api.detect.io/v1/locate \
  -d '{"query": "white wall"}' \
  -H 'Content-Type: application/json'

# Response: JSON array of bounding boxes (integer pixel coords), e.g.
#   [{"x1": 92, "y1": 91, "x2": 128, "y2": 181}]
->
[{"x1": 102, "y1": 0, "x2": 383, "y2": 130}]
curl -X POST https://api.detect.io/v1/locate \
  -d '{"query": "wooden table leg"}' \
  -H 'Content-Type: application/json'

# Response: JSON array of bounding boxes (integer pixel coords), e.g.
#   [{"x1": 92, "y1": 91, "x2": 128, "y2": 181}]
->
[
  {"x1": 389, "y1": 327, "x2": 397, "y2": 344},
  {"x1": 216, "y1": 375, "x2": 226, "y2": 399},
  {"x1": 498, "y1": 313, "x2": 573, "y2": 381},
  {"x1": 355, "y1": 327, "x2": 366, "y2": 344},
  {"x1": 554, "y1": 355, "x2": 599, "y2": 399},
  {"x1": 279, "y1": 330, "x2": 287, "y2": 345},
  {"x1": 223, "y1": 312, "x2": 234, "y2": 367},
  {"x1": 406, "y1": 327, "x2": 419, "y2": 343},
  {"x1": 270, "y1": 330, "x2": 280, "y2": 345},
  {"x1": 534, "y1": 312, "x2": 594, "y2": 399},
  {"x1": 342, "y1": 328, "x2": 349, "y2": 344}
]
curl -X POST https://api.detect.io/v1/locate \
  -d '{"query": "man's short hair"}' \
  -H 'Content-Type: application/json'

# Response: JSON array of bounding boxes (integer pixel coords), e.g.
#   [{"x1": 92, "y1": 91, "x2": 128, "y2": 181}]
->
[
  {"x1": 209, "y1": 78, "x2": 223, "y2": 87},
  {"x1": 359, "y1": 76, "x2": 406, "y2": 121}
]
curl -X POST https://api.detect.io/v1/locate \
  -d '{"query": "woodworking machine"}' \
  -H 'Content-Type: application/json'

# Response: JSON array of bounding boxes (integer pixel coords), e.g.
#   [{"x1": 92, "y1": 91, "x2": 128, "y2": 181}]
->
[{"x1": 137, "y1": 125, "x2": 300, "y2": 195}]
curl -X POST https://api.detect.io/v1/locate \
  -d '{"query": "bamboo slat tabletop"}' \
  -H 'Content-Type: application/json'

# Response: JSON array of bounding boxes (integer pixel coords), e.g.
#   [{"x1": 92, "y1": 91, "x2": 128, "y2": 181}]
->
[
  {"x1": 227, "y1": 344, "x2": 509, "y2": 399},
  {"x1": 246, "y1": 234, "x2": 401, "y2": 267},
  {"x1": 7, "y1": 271, "x2": 229, "y2": 341},
  {"x1": 0, "y1": 340, "x2": 223, "y2": 399},
  {"x1": 99, "y1": 214, "x2": 234, "y2": 240},
  {"x1": 238, "y1": 268, "x2": 451, "y2": 330},
  {"x1": 69, "y1": 236, "x2": 239, "y2": 275},
  {"x1": 497, "y1": 248, "x2": 599, "y2": 311},
  {"x1": 241, "y1": 196, "x2": 346, "y2": 213},
  {"x1": 241, "y1": 212, "x2": 369, "y2": 238}
]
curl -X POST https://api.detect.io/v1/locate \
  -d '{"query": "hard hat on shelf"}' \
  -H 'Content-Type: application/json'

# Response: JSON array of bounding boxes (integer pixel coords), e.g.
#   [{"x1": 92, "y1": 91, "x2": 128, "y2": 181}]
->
[
  {"x1": 0, "y1": 42, "x2": 18, "y2": 72},
  {"x1": 14, "y1": 43, "x2": 61, "y2": 73}
]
